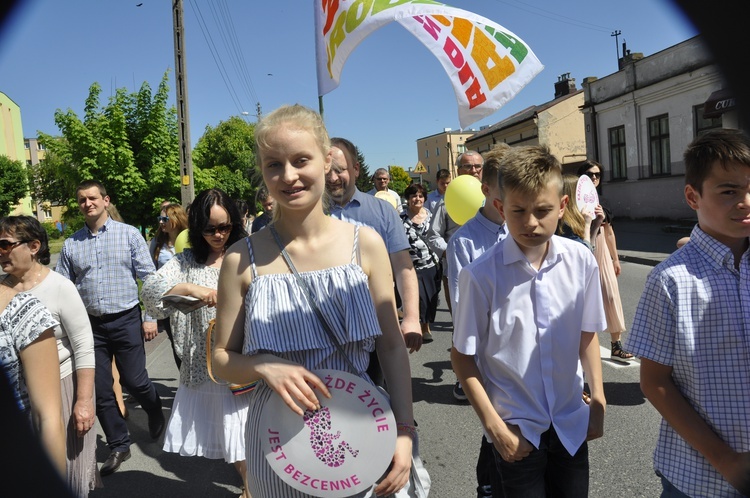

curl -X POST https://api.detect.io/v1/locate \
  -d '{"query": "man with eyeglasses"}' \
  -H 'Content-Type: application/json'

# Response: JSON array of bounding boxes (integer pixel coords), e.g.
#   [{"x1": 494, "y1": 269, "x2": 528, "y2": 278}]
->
[
  {"x1": 56, "y1": 180, "x2": 164, "y2": 476},
  {"x1": 367, "y1": 167, "x2": 404, "y2": 213}
]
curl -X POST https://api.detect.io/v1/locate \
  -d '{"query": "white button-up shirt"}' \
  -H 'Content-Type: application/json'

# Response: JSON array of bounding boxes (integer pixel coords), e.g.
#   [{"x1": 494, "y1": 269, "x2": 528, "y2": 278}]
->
[{"x1": 454, "y1": 235, "x2": 606, "y2": 455}]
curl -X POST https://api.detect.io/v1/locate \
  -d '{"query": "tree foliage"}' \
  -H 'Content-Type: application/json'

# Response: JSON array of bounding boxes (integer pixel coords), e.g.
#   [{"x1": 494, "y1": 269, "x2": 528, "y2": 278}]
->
[
  {"x1": 388, "y1": 166, "x2": 412, "y2": 196},
  {"x1": 192, "y1": 116, "x2": 257, "y2": 202},
  {"x1": 0, "y1": 155, "x2": 28, "y2": 217},
  {"x1": 34, "y1": 70, "x2": 180, "y2": 231},
  {"x1": 355, "y1": 147, "x2": 373, "y2": 193}
]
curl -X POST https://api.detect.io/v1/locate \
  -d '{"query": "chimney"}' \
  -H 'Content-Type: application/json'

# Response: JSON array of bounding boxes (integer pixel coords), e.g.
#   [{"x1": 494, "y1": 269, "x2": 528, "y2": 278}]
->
[
  {"x1": 618, "y1": 41, "x2": 644, "y2": 69},
  {"x1": 554, "y1": 73, "x2": 576, "y2": 99}
]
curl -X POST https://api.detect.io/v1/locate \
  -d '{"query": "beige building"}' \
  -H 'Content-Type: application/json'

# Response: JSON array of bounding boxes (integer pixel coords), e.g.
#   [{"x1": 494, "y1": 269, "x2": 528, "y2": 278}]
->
[
  {"x1": 466, "y1": 74, "x2": 587, "y2": 174},
  {"x1": 25, "y1": 137, "x2": 66, "y2": 223},
  {"x1": 582, "y1": 36, "x2": 737, "y2": 219},
  {"x1": 414, "y1": 129, "x2": 475, "y2": 186}
]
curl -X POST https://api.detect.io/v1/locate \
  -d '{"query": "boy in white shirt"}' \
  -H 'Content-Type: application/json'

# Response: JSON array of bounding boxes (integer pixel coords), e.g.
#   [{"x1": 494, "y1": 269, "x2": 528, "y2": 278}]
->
[{"x1": 451, "y1": 144, "x2": 606, "y2": 497}]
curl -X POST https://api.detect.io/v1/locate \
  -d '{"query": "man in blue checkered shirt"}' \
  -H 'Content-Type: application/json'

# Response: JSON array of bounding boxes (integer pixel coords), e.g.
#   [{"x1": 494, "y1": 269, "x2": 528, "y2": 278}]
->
[
  {"x1": 56, "y1": 180, "x2": 164, "y2": 477},
  {"x1": 628, "y1": 129, "x2": 750, "y2": 497}
]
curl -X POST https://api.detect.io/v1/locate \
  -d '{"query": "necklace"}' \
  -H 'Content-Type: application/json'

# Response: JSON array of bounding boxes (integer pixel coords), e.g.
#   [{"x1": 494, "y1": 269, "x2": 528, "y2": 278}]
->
[{"x1": 2, "y1": 264, "x2": 46, "y2": 291}]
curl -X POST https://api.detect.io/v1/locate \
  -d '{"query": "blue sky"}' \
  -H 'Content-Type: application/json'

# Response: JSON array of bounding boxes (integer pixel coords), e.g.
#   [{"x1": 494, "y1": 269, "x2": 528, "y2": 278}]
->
[{"x1": 0, "y1": 0, "x2": 697, "y2": 172}]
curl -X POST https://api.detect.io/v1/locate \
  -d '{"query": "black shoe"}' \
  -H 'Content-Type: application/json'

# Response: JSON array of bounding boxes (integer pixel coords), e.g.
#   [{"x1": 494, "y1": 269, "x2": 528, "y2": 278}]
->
[
  {"x1": 422, "y1": 330, "x2": 434, "y2": 343},
  {"x1": 453, "y1": 382, "x2": 468, "y2": 402},
  {"x1": 100, "y1": 450, "x2": 131, "y2": 476},
  {"x1": 148, "y1": 409, "x2": 166, "y2": 440}
]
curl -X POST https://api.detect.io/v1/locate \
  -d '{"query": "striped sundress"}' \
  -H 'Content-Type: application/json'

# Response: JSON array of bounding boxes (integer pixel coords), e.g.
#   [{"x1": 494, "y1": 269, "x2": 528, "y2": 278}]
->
[{"x1": 242, "y1": 227, "x2": 396, "y2": 497}]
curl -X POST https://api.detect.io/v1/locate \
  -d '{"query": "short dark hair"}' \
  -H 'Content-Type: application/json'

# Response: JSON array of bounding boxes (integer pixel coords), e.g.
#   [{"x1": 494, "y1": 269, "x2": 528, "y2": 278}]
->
[
  {"x1": 235, "y1": 199, "x2": 250, "y2": 216},
  {"x1": 330, "y1": 137, "x2": 358, "y2": 165},
  {"x1": 255, "y1": 187, "x2": 270, "y2": 204},
  {"x1": 188, "y1": 188, "x2": 247, "y2": 264},
  {"x1": 436, "y1": 169, "x2": 451, "y2": 182},
  {"x1": 404, "y1": 183, "x2": 427, "y2": 199},
  {"x1": 684, "y1": 128, "x2": 750, "y2": 194},
  {"x1": 0, "y1": 216, "x2": 51, "y2": 265},
  {"x1": 76, "y1": 179, "x2": 107, "y2": 198}
]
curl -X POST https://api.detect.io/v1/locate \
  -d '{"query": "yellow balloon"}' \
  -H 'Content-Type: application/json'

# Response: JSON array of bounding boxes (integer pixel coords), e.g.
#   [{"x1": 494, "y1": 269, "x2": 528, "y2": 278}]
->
[
  {"x1": 174, "y1": 229, "x2": 191, "y2": 254},
  {"x1": 444, "y1": 175, "x2": 483, "y2": 225}
]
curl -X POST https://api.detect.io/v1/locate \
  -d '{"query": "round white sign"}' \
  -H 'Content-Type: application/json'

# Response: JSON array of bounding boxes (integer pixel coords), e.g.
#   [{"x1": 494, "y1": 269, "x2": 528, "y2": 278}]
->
[
  {"x1": 576, "y1": 174, "x2": 599, "y2": 215},
  {"x1": 259, "y1": 369, "x2": 396, "y2": 497}
]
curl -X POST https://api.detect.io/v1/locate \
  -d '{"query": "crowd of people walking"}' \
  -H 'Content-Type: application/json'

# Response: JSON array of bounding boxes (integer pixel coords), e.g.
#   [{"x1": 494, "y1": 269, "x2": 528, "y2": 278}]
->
[{"x1": 1, "y1": 108, "x2": 748, "y2": 498}]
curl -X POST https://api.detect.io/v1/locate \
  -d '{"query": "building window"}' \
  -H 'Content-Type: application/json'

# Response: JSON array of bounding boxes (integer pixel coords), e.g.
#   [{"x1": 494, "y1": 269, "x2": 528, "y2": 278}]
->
[
  {"x1": 457, "y1": 144, "x2": 466, "y2": 153},
  {"x1": 44, "y1": 209, "x2": 52, "y2": 220},
  {"x1": 648, "y1": 114, "x2": 671, "y2": 176},
  {"x1": 24, "y1": 141, "x2": 30, "y2": 149},
  {"x1": 424, "y1": 149, "x2": 429, "y2": 158},
  {"x1": 436, "y1": 147, "x2": 440, "y2": 156},
  {"x1": 694, "y1": 104, "x2": 722, "y2": 136},
  {"x1": 37, "y1": 143, "x2": 46, "y2": 150},
  {"x1": 608, "y1": 126, "x2": 627, "y2": 180}
]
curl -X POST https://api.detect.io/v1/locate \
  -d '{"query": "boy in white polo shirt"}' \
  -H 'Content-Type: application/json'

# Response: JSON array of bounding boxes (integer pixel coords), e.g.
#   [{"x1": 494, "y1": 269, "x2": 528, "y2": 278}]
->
[{"x1": 451, "y1": 144, "x2": 606, "y2": 497}]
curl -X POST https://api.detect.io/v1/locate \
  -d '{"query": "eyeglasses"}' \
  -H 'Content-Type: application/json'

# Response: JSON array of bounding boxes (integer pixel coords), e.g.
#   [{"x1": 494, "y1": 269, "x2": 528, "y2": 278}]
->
[
  {"x1": 157, "y1": 216, "x2": 169, "y2": 223},
  {"x1": 0, "y1": 240, "x2": 28, "y2": 254},
  {"x1": 460, "y1": 163, "x2": 483, "y2": 171},
  {"x1": 202, "y1": 223, "x2": 234, "y2": 236},
  {"x1": 585, "y1": 171, "x2": 601, "y2": 179}
]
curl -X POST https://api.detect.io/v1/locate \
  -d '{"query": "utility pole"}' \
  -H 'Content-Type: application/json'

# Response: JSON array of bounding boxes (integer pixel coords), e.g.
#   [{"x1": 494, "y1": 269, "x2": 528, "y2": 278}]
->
[
  {"x1": 611, "y1": 30, "x2": 622, "y2": 62},
  {"x1": 173, "y1": 0, "x2": 195, "y2": 206}
]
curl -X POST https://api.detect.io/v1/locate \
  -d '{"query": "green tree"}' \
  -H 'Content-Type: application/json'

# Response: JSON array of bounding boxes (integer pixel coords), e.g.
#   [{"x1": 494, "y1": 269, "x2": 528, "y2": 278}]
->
[
  {"x1": 34, "y1": 71, "x2": 180, "y2": 232},
  {"x1": 0, "y1": 155, "x2": 28, "y2": 216},
  {"x1": 192, "y1": 116, "x2": 257, "y2": 201},
  {"x1": 355, "y1": 147, "x2": 373, "y2": 193},
  {"x1": 388, "y1": 166, "x2": 412, "y2": 196}
]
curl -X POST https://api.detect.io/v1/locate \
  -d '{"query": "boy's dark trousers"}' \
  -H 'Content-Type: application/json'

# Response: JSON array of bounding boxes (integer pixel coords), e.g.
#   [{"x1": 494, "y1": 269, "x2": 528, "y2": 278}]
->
[{"x1": 490, "y1": 425, "x2": 588, "y2": 498}]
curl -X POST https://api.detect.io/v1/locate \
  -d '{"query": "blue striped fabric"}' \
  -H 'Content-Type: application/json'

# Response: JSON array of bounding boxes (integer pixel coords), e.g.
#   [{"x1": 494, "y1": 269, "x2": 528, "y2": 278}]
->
[{"x1": 242, "y1": 227, "x2": 388, "y2": 497}]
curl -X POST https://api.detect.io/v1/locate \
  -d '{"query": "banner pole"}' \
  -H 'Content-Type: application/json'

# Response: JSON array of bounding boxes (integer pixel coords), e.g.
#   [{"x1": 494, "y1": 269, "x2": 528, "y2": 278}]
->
[{"x1": 318, "y1": 95, "x2": 325, "y2": 122}]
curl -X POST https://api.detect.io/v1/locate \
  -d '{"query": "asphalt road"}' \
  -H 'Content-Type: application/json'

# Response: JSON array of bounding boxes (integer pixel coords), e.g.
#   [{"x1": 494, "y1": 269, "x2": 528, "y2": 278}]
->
[{"x1": 86, "y1": 260, "x2": 661, "y2": 498}]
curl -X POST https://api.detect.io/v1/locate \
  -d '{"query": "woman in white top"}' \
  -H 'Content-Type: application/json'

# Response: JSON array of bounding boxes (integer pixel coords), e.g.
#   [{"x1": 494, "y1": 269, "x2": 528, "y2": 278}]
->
[
  {"x1": 142, "y1": 189, "x2": 250, "y2": 498},
  {"x1": 0, "y1": 216, "x2": 99, "y2": 496}
]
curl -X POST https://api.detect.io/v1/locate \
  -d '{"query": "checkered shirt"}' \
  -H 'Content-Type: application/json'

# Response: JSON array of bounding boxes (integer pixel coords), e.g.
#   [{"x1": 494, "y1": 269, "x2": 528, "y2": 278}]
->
[
  {"x1": 56, "y1": 218, "x2": 155, "y2": 316},
  {"x1": 627, "y1": 225, "x2": 750, "y2": 497}
]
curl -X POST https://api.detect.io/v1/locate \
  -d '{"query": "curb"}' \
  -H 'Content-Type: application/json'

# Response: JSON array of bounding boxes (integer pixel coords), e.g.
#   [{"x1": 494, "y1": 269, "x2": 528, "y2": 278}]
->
[{"x1": 619, "y1": 254, "x2": 663, "y2": 267}]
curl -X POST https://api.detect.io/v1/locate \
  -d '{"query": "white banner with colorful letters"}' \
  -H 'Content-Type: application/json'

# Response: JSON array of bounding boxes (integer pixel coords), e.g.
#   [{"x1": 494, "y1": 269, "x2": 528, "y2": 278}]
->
[{"x1": 315, "y1": 0, "x2": 544, "y2": 128}]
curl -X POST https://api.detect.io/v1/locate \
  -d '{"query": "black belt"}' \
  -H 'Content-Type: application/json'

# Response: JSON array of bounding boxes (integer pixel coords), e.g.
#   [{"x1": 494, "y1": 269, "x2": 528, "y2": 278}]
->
[{"x1": 89, "y1": 304, "x2": 139, "y2": 321}]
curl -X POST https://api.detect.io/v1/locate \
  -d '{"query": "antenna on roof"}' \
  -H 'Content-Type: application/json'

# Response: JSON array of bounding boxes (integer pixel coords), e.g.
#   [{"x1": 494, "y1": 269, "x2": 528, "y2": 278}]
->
[{"x1": 611, "y1": 30, "x2": 622, "y2": 63}]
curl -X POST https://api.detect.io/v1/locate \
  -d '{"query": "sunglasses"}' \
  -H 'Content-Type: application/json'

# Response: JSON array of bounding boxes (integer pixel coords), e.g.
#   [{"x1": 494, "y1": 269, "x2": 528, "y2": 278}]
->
[
  {"x1": 0, "y1": 240, "x2": 28, "y2": 254},
  {"x1": 585, "y1": 171, "x2": 601, "y2": 179},
  {"x1": 202, "y1": 223, "x2": 234, "y2": 236},
  {"x1": 157, "y1": 216, "x2": 169, "y2": 223}
]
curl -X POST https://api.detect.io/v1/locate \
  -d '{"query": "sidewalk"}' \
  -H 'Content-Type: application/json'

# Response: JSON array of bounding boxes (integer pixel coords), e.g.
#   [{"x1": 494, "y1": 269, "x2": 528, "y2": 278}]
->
[
  {"x1": 90, "y1": 332, "x2": 244, "y2": 497},
  {"x1": 613, "y1": 218, "x2": 693, "y2": 266}
]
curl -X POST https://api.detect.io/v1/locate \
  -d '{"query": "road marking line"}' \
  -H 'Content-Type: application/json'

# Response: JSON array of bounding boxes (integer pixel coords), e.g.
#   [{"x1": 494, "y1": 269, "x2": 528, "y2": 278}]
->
[{"x1": 599, "y1": 345, "x2": 639, "y2": 367}]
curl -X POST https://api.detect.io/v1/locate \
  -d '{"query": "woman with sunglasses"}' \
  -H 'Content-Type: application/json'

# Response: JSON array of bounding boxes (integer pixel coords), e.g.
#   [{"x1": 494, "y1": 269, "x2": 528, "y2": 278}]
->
[
  {"x1": 148, "y1": 202, "x2": 189, "y2": 370},
  {"x1": 142, "y1": 188, "x2": 251, "y2": 497},
  {"x1": 0, "y1": 216, "x2": 99, "y2": 496},
  {"x1": 577, "y1": 161, "x2": 635, "y2": 363}
]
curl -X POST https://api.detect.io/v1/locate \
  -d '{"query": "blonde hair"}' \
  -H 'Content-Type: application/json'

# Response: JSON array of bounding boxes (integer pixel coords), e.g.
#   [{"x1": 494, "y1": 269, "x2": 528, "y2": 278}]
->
[
  {"x1": 482, "y1": 143, "x2": 511, "y2": 188},
  {"x1": 558, "y1": 174, "x2": 586, "y2": 238},
  {"x1": 497, "y1": 145, "x2": 562, "y2": 199},
  {"x1": 255, "y1": 104, "x2": 330, "y2": 163}
]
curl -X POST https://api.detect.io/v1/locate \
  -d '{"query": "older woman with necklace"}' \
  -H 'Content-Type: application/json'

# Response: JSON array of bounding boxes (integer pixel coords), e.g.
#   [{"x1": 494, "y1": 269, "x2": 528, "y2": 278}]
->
[{"x1": 0, "y1": 216, "x2": 100, "y2": 497}]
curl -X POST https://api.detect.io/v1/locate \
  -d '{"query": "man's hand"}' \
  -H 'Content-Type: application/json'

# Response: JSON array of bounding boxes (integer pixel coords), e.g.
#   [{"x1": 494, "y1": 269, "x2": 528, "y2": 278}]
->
[
  {"x1": 142, "y1": 321, "x2": 158, "y2": 341},
  {"x1": 400, "y1": 317, "x2": 422, "y2": 353}
]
